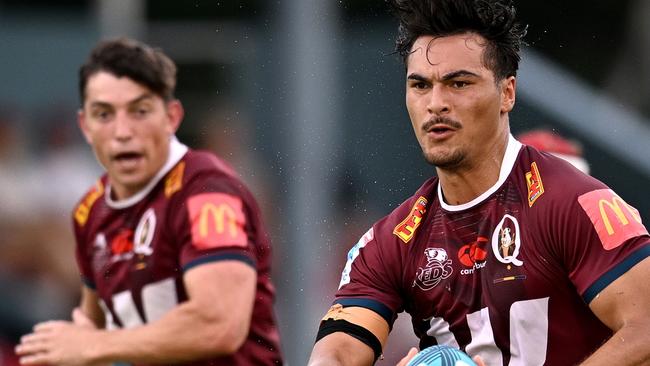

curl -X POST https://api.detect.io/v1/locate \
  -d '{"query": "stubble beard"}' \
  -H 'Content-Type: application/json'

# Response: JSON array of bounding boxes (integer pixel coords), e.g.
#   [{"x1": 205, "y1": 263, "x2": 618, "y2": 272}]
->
[{"x1": 422, "y1": 148, "x2": 465, "y2": 170}]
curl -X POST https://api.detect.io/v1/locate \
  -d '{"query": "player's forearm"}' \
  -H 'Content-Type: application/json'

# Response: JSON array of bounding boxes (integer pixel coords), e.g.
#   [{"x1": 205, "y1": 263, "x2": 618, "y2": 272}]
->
[
  {"x1": 308, "y1": 356, "x2": 348, "y2": 366},
  {"x1": 89, "y1": 300, "x2": 246, "y2": 364},
  {"x1": 308, "y1": 352, "x2": 367, "y2": 366},
  {"x1": 579, "y1": 321, "x2": 650, "y2": 366},
  {"x1": 308, "y1": 333, "x2": 375, "y2": 366}
]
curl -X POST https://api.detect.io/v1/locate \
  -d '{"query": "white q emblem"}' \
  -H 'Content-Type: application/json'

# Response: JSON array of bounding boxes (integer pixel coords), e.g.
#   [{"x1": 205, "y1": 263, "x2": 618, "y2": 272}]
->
[
  {"x1": 134, "y1": 208, "x2": 156, "y2": 256},
  {"x1": 491, "y1": 214, "x2": 523, "y2": 266}
]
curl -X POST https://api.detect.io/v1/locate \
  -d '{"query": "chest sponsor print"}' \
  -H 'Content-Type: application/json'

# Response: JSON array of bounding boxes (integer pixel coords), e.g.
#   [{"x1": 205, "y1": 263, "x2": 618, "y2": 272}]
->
[
  {"x1": 92, "y1": 209, "x2": 157, "y2": 267},
  {"x1": 457, "y1": 236, "x2": 489, "y2": 275},
  {"x1": 413, "y1": 247, "x2": 453, "y2": 291}
]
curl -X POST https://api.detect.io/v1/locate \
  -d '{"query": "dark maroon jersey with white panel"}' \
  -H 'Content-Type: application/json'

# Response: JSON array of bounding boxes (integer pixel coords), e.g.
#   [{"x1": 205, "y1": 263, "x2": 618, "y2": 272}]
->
[
  {"x1": 73, "y1": 138, "x2": 282, "y2": 365},
  {"x1": 334, "y1": 136, "x2": 649, "y2": 366}
]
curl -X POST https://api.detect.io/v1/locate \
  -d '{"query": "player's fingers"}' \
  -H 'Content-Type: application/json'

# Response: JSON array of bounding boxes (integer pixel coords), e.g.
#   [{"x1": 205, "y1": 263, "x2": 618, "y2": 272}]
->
[
  {"x1": 396, "y1": 347, "x2": 419, "y2": 366},
  {"x1": 19, "y1": 332, "x2": 49, "y2": 346},
  {"x1": 33, "y1": 320, "x2": 67, "y2": 332},
  {"x1": 15, "y1": 340, "x2": 49, "y2": 356},
  {"x1": 19, "y1": 352, "x2": 51, "y2": 366}
]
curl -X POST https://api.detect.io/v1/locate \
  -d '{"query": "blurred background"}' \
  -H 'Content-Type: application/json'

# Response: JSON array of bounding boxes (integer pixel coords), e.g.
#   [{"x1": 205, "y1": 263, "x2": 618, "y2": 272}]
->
[{"x1": 0, "y1": 1, "x2": 649, "y2": 365}]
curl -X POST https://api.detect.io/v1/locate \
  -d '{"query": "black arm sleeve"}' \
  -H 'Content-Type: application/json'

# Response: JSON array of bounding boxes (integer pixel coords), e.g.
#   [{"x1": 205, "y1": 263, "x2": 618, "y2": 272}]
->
[{"x1": 315, "y1": 318, "x2": 382, "y2": 363}]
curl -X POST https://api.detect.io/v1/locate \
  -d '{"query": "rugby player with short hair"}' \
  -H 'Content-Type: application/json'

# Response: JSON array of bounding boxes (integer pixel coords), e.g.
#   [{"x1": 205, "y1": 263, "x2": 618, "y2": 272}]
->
[
  {"x1": 16, "y1": 38, "x2": 283, "y2": 366},
  {"x1": 308, "y1": 1, "x2": 650, "y2": 365}
]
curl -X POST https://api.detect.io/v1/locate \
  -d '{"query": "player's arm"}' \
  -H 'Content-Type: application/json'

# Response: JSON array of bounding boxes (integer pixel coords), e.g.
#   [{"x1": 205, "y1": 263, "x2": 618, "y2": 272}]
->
[
  {"x1": 309, "y1": 332, "x2": 375, "y2": 366},
  {"x1": 96, "y1": 260, "x2": 256, "y2": 363},
  {"x1": 308, "y1": 305, "x2": 390, "y2": 366},
  {"x1": 17, "y1": 260, "x2": 256, "y2": 365},
  {"x1": 77, "y1": 285, "x2": 105, "y2": 328},
  {"x1": 580, "y1": 256, "x2": 650, "y2": 366}
]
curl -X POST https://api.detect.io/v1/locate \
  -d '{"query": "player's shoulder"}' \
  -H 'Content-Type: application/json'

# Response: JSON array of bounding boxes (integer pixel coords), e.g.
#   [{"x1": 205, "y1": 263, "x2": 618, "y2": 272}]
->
[
  {"x1": 516, "y1": 145, "x2": 606, "y2": 207},
  {"x1": 374, "y1": 177, "x2": 438, "y2": 243},
  {"x1": 163, "y1": 149, "x2": 245, "y2": 197},
  {"x1": 181, "y1": 149, "x2": 239, "y2": 179},
  {"x1": 72, "y1": 175, "x2": 107, "y2": 228}
]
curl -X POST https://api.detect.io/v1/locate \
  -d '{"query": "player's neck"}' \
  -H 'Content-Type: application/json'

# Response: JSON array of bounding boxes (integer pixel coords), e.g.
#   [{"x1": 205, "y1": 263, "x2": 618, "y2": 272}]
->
[{"x1": 436, "y1": 134, "x2": 508, "y2": 206}]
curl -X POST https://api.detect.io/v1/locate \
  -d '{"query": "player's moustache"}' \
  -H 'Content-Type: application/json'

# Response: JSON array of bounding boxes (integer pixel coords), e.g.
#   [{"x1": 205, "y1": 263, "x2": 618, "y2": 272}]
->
[{"x1": 422, "y1": 116, "x2": 462, "y2": 132}]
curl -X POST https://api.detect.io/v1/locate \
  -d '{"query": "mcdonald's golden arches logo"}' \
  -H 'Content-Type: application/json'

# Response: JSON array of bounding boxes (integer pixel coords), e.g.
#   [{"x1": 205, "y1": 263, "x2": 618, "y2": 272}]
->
[
  {"x1": 578, "y1": 189, "x2": 648, "y2": 250},
  {"x1": 187, "y1": 192, "x2": 247, "y2": 249}
]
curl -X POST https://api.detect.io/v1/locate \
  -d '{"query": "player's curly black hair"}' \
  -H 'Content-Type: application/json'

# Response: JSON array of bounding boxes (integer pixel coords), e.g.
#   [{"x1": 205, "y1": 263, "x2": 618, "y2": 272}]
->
[
  {"x1": 78, "y1": 37, "x2": 177, "y2": 105},
  {"x1": 387, "y1": 0, "x2": 527, "y2": 80}
]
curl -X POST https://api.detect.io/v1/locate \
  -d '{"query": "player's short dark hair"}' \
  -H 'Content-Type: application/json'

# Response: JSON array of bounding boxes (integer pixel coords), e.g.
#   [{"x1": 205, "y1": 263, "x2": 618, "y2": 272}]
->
[
  {"x1": 387, "y1": 0, "x2": 527, "y2": 80},
  {"x1": 78, "y1": 37, "x2": 177, "y2": 105}
]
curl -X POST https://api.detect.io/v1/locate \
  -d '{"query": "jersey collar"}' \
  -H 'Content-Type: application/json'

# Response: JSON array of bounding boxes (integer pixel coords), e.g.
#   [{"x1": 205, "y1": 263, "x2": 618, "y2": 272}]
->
[
  {"x1": 105, "y1": 136, "x2": 189, "y2": 209},
  {"x1": 438, "y1": 134, "x2": 522, "y2": 212}
]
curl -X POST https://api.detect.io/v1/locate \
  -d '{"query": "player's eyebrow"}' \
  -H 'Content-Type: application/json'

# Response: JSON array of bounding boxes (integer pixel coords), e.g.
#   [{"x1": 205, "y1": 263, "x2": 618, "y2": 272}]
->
[
  {"x1": 440, "y1": 70, "x2": 479, "y2": 81},
  {"x1": 88, "y1": 93, "x2": 155, "y2": 108},
  {"x1": 407, "y1": 70, "x2": 480, "y2": 83},
  {"x1": 407, "y1": 73, "x2": 430, "y2": 82},
  {"x1": 127, "y1": 93, "x2": 156, "y2": 105}
]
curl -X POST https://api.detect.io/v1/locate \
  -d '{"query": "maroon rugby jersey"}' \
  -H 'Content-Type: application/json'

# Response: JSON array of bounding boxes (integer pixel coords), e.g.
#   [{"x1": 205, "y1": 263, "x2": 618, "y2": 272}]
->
[
  {"x1": 335, "y1": 136, "x2": 649, "y2": 365},
  {"x1": 73, "y1": 138, "x2": 282, "y2": 365}
]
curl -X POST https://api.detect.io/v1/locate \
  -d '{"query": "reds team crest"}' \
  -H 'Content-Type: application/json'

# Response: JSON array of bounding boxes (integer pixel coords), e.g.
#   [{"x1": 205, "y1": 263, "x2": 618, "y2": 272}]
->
[{"x1": 413, "y1": 248, "x2": 453, "y2": 290}]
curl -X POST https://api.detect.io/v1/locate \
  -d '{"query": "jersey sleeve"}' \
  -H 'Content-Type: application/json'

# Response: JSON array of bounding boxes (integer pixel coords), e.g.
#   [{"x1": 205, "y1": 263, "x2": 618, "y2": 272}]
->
[
  {"x1": 71, "y1": 179, "x2": 105, "y2": 289},
  {"x1": 555, "y1": 186, "x2": 650, "y2": 303},
  {"x1": 169, "y1": 173, "x2": 259, "y2": 272},
  {"x1": 333, "y1": 221, "x2": 407, "y2": 327},
  {"x1": 73, "y1": 220, "x2": 96, "y2": 289}
]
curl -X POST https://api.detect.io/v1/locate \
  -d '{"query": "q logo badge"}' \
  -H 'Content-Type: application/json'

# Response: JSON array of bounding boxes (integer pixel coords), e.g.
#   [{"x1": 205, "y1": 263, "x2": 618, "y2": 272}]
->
[
  {"x1": 134, "y1": 208, "x2": 156, "y2": 256},
  {"x1": 491, "y1": 214, "x2": 523, "y2": 266}
]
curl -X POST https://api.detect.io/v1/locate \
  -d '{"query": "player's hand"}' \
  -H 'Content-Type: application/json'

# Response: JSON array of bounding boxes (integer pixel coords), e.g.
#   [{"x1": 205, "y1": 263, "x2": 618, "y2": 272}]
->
[
  {"x1": 15, "y1": 320, "x2": 103, "y2": 366},
  {"x1": 473, "y1": 355, "x2": 487, "y2": 366},
  {"x1": 72, "y1": 307, "x2": 96, "y2": 329},
  {"x1": 396, "y1": 347, "x2": 419, "y2": 366}
]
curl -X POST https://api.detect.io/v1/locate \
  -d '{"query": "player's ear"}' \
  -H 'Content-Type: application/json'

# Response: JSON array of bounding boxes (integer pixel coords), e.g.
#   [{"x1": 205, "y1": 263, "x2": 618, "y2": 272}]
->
[
  {"x1": 500, "y1": 76, "x2": 516, "y2": 113},
  {"x1": 165, "y1": 99, "x2": 184, "y2": 135},
  {"x1": 78, "y1": 108, "x2": 93, "y2": 144}
]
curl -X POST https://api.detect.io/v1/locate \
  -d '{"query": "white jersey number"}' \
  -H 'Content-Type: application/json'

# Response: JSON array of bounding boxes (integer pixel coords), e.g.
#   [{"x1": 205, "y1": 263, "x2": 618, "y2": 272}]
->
[
  {"x1": 101, "y1": 277, "x2": 178, "y2": 328},
  {"x1": 427, "y1": 297, "x2": 549, "y2": 366}
]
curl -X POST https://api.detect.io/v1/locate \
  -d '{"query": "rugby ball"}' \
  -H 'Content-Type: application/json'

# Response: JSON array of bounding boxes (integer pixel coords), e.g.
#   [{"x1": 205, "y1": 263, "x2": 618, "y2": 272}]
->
[{"x1": 406, "y1": 345, "x2": 477, "y2": 366}]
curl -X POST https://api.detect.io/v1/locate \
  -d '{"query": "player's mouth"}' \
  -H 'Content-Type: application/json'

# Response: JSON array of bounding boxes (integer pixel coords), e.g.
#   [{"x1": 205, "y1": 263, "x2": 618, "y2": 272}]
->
[
  {"x1": 425, "y1": 124, "x2": 458, "y2": 140},
  {"x1": 422, "y1": 117, "x2": 462, "y2": 140},
  {"x1": 112, "y1": 151, "x2": 144, "y2": 170}
]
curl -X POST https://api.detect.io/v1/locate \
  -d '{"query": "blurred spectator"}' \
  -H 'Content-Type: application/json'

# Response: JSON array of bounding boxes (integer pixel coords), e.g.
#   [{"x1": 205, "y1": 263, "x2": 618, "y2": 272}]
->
[
  {"x1": 517, "y1": 128, "x2": 590, "y2": 174},
  {"x1": 0, "y1": 108, "x2": 76, "y2": 345},
  {"x1": 193, "y1": 101, "x2": 280, "y2": 246}
]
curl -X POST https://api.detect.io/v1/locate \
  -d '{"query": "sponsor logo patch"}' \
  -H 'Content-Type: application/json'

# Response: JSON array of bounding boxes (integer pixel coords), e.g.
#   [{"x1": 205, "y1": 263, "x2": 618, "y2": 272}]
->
[
  {"x1": 525, "y1": 162, "x2": 544, "y2": 207},
  {"x1": 165, "y1": 162, "x2": 185, "y2": 198},
  {"x1": 187, "y1": 193, "x2": 247, "y2": 249},
  {"x1": 111, "y1": 229, "x2": 134, "y2": 257},
  {"x1": 457, "y1": 236, "x2": 488, "y2": 275},
  {"x1": 393, "y1": 196, "x2": 428, "y2": 243},
  {"x1": 74, "y1": 180, "x2": 104, "y2": 226},
  {"x1": 413, "y1": 248, "x2": 453, "y2": 290},
  {"x1": 578, "y1": 189, "x2": 647, "y2": 250}
]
